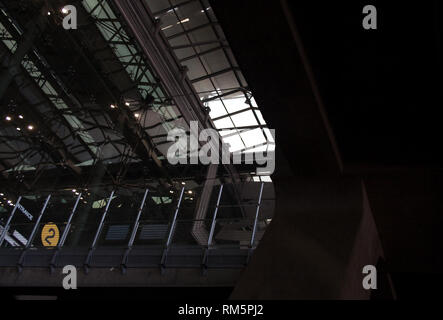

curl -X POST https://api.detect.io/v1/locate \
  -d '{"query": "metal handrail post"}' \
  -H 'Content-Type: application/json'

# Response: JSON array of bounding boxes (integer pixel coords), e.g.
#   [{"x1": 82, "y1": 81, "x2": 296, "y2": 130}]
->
[
  {"x1": 59, "y1": 193, "x2": 82, "y2": 247},
  {"x1": 250, "y1": 182, "x2": 264, "y2": 248},
  {"x1": 208, "y1": 184, "x2": 224, "y2": 247},
  {"x1": 50, "y1": 192, "x2": 82, "y2": 272},
  {"x1": 202, "y1": 184, "x2": 224, "y2": 272},
  {"x1": 128, "y1": 189, "x2": 149, "y2": 247},
  {"x1": 121, "y1": 189, "x2": 149, "y2": 273},
  {"x1": 26, "y1": 195, "x2": 52, "y2": 249},
  {"x1": 165, "y1": 187, "x2": 185, "y2": 248},
  {"x1": 17, "y1": 195, "x2": 51, "y2": 271},
  {"x1": 91, "y1": 190, "x2": 115, "y2": 249},
  {"x1": 84, "y1": 190, "x2": 115, "y2": 272},
  {"x1": 161, "y1": 187, "x2": 185, "y2": 270}
]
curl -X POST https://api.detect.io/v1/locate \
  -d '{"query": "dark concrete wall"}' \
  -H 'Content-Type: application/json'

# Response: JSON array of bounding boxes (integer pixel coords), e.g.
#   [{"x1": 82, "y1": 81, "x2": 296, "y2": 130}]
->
[{"x1": 231, "y1": 177, "x2": 384, "y2": 299}]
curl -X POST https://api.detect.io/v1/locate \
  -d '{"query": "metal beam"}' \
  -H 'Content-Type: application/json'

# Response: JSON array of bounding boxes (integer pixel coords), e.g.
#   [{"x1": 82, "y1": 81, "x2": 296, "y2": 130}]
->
[
  {"x1": 0, "y1": 6, "x2": 48, "y2": 99},
  {"x1": 190, "y1": 67, "x2": 240, "y2": 84},
  {"x1": 0, "y1": 44, "x2": 83, "y2": 175},
  {"x1": 63, "y1": 30, "x2": 167, "y2": 175},
  {"x1": 166, "y1": 22, "x2": 219, "y2": 40}
]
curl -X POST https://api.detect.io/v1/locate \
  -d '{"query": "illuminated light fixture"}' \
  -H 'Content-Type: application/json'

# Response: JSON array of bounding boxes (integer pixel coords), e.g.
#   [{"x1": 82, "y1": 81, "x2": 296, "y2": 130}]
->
[
  {"x1": 18, "y1": 115, "x2": 24, "y2": 119},
  {"x1": 190, "y1": 198, "x2": 194, "y2": 201},
  {"x1": 75, "y1": 192, "x2": 79, "y2": 195},
  {"x1": 72, "y1": 189, "x2": 76, "y2": 193},
  {"x1": 169, "y1": 190, "x2": 174, "y2": 194},
  {"x1": 0, "y1": 193, "x2": 4, "y2": 196},
  {"x1": 134, "y1": 113, "x2": 140, "y2": 118},
  {"x1": 161, "y1": 24, "x2": 173, "y2": 31},
  {"x1": 47, "y1": 11, "x2": 51, "y2": 16},
  {"x1": 177, "y1": 18, "x2": 190, "y2": 24},
  {"x1": 7, "y1": 200, "x2": 12, "y2": 204},
  {"x1": 188, "y1": 190, "x2": 193, "y2": 194},
  {"x1": 16, "y1": 127, "x2": 21, "y2": 131},
  {"x1": 61, "y1": 7, "x2": 69, "y2": 14},
  {"x1": 27, "y1": 125, "x2": 34, "y2": 131},
  {"x1": 125, "y1": 102, "x2": 130, "y2": 106},
  {"x1": 181, "y1": 182, "x2": 186, "y2": 185},
  {"x1": 110, "y1": 104, "x2": 117, "y2": 109},
  {"x1": 5, "y1": 116, "x2": 11, "y2": 121}
]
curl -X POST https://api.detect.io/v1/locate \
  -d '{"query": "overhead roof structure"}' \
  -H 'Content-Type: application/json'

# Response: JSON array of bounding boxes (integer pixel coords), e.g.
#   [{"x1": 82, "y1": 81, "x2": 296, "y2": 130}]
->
[
  {"x1": 0, "y1": 0, "x2": 274, "y2": 194},
  {"x1": 146, "y1": 0, "x2": 275, "y2": 154}
]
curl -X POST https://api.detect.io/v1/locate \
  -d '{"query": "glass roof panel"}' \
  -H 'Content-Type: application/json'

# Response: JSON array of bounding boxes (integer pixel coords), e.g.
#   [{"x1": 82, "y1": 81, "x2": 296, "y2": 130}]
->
[
  {"x1": 213, "y1": 117, "x2": 235, "y2": 129},
  {"x1": 207, "y1": 99, "x2": 228, "y2": 119},
  {"x1": 240, "y1": 128, "x2": 267, "y2": 148},
  {"x1": 230, "y1": 110, "x2": 258, "y2": 127}
]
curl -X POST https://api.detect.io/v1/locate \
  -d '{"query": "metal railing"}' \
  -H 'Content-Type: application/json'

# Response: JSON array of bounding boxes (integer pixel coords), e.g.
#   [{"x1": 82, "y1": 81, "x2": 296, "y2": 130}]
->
[{"x1": 0, "y1": 182, "x2": 271, "y2": 272}]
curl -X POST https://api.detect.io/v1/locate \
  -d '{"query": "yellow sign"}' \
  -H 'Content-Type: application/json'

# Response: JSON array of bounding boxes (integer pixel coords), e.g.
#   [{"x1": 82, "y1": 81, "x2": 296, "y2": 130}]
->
[{"x1": 41, "y1": 223, "x2": 60, "y2": 247}]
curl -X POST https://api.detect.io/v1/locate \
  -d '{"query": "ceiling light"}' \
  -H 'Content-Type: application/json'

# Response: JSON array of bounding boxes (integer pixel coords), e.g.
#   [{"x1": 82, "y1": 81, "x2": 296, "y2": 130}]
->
[
  {"x1": 27, "y1": 125, "x2": 34, "y2": 131},
  {"x1": 5, "y1": 116, "x2": 11, "y2": 121},
  {"x1": 181, "y1": 182, "x2": 186, "y2": 185},
  {"x1": 61, "y1": 7, "x2": 69, "y2": 14},
  {"x1": 134, "y1": 113, "x2": 140, "y2": 118},
  {"x1": 16, "y1": 127, "x2": 21, "y2": 131},
  {"x1": 110, "y1": 104, "x2": 116, "y2": 109},
  {"x1": 169, "y1": 190, "x2": 174, "y2": 194},
  {"x1": 177, "y1": 18, "x2": 190, "y2": 24},
  {"x1": 125, "y1": 102, "x2": 130, "y2": 106},
  {"x1": 161, "y1": 24, "x2": 173, "y2": 31},
  {"x1": 18, "y1": 115, "x2": 24, "y2": 119},
  {"x1": 188, "y1": 190, "x2": 193, "y2": 194},
  {"x1": 47, "y1": 11, "x2": 51, "y2": 16}
]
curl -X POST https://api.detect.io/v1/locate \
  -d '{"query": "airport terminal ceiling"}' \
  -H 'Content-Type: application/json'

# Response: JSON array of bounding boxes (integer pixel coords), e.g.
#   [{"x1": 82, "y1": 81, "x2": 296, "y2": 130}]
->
[
  {"x1": 0, "y1": 0, "x2": 275, "y2": 265},
  {"x1": 0, "y1": 0, "x2": 275, "y2": 191}
]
